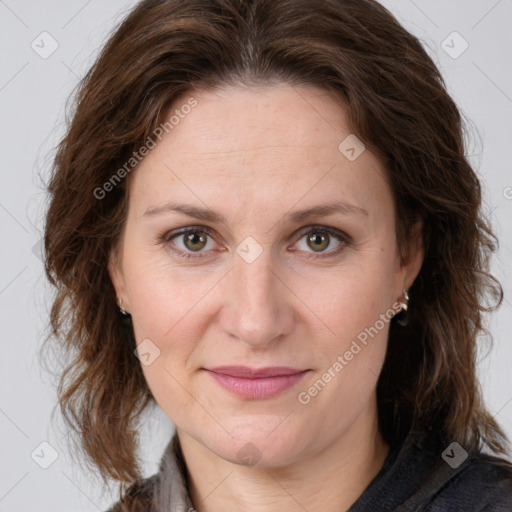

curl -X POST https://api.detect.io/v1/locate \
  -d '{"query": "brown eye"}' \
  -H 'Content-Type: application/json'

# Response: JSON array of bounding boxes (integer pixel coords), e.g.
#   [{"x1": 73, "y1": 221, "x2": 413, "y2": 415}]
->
[
  {"x1": 294, "y1": 227, "x2": 349, "y2": 259},
  {"x1": 183, "y1": 231, "x2": 209, "y2": 251},
  {"x1": 164, "y1": 228, "x2": 216, "y2": 257},
  {"x1": 307, "y1": 232, "x2": 330, "y2": 252}
]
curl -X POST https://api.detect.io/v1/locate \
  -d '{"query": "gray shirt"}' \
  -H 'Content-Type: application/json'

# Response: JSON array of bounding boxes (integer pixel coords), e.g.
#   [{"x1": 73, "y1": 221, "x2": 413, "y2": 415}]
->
[{"x1": 106, "y1": 427, "x2": 512, "y2": 511}]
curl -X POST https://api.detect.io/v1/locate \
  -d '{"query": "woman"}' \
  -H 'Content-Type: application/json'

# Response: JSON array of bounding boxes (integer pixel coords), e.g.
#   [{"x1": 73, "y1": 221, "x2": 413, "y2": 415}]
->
[{"x1": 43, "y1": 0, "x2": 512, "y2": 510}]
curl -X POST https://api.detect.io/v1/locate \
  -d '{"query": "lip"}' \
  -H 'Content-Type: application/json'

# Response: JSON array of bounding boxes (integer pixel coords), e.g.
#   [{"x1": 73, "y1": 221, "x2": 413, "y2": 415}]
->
[{"x1": 203, "y1": 366, "x2": 309, "y2": 399}]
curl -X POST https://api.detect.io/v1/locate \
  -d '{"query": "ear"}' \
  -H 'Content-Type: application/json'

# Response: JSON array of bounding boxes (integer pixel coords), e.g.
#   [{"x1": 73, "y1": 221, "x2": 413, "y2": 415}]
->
[
  {"x1": 401, "y1": 219, "x2": 424, "y2": 290},
  {"x1": 108, "y1": 243, "x2": 128, "y2": 308}
]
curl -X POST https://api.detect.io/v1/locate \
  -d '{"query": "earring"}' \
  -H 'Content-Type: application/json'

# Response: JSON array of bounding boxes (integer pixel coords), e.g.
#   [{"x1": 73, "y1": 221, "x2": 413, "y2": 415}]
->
[
  {"x1": 118, "y1": 297, "x2": 128, "y2": 315},
  {"x1": 398, "y1": 289, "x2": 409, "y2": 312},
  {"x1": 396, "y1": 289, "x2": 409, "y2": 326}
]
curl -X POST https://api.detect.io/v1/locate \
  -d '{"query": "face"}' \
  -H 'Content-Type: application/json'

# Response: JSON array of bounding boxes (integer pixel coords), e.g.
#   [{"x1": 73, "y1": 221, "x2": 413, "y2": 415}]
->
[{"x1": 109, "y1": 83, "x2": 423, "y2": 467}]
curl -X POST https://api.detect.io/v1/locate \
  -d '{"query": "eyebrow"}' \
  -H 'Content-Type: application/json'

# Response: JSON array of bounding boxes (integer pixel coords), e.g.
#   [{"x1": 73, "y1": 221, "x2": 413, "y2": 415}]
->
[{"x1": 143, "y1": 200, "x2": 368, "y2": 224}]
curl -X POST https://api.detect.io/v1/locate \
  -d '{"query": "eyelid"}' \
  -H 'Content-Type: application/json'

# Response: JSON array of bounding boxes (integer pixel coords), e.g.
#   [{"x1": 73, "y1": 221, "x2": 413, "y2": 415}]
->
[
  {"x1": 294, "y1": 224, "x2": 351, "y2": 242},
  {"x1": 162, "y1": 225, "x2": 217, "y2": 243}
]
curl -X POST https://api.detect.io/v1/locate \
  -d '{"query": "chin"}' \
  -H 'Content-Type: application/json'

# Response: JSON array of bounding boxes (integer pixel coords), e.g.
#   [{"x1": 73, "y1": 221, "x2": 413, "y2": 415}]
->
[{"x1": 200, "y1": 416, "x2": 311, "y2": 468}]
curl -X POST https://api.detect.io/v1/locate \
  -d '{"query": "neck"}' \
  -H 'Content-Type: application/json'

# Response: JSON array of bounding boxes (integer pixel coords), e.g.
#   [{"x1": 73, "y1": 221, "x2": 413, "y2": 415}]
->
[{"x1": 177, "y1": 395, "x2": 390, "y2": 512}]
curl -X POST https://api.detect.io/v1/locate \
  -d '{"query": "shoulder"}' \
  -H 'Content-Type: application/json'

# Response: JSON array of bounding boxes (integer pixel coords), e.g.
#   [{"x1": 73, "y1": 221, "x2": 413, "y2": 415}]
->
[
  {"x1": 351, "y1": 428, "x2": 512, "y2": 512},
  {"x1": 407, "y1": 427, "x2": 512, "y2": 511},
  {"x1": 104, "y1": 474, "x2": 159, "y2": 512},
  {"x1": 426, "y1": 453, "x2": 512, "y2": 512}
]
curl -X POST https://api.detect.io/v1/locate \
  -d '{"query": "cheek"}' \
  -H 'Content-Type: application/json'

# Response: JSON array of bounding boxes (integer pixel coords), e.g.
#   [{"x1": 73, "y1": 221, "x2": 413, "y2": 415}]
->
[
  {"x1": 123, "y1": 245, "x2": 220, "y2": 340},
  {"x1": 139, "y1": 356, "x2": 213, "y2": 434},
  {"x1": 294, "y1": 259, "x2": 394, "y2": 428},
  {"x1": 291, "y1": 247, "x2": 397, "y2": 407},
  {"x1": 294, "y1": 248, "x2": 397, "y2": 343}
]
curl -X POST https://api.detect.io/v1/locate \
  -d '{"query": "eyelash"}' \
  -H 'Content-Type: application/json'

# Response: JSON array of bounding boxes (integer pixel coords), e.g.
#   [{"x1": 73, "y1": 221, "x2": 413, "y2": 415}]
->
[{"x1": 159, "y1": 225, "x2": 352, "y2": 260}]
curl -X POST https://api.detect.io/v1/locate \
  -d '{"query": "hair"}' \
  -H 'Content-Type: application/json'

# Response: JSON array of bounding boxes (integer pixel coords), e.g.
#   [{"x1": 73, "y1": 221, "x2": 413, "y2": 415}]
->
[{"x1": 42, "y1": 0, "x2": 512, "y2": 507}]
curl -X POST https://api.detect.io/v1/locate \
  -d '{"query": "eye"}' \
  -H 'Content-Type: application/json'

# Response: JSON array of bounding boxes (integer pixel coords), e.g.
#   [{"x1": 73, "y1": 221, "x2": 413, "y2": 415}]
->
[
  {"x1": 293, "y1": 226, "x2": 350, "y2": 258},
  {"x1": 164, "y1": 227, "x2": 217, "y2": 259},
  {"x1": 160, "y1": 225, "x2": 350, "y2": 260}
]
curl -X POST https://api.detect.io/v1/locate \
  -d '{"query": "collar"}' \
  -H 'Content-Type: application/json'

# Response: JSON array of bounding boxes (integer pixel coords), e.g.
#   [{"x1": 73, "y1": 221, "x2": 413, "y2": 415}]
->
[{"x1": 154, "y1": 434, "x2": 194, "y2": 511}]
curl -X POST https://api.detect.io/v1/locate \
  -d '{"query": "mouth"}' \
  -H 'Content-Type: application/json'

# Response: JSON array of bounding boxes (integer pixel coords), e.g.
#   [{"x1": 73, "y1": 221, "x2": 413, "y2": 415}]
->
[{"x1": 203, "y1": 366, "x2": 309, "y2": 399}]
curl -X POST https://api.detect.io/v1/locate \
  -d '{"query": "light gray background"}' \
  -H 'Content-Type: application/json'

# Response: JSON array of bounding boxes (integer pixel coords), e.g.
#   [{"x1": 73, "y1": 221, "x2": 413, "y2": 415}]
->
[{"x1": 0, "y1": 1, "x2": 511, "y2": 510}]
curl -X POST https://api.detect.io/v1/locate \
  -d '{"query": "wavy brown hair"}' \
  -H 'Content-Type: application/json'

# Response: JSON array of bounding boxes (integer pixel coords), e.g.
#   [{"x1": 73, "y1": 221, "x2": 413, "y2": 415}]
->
[{"x1": 43, "y1": 0, "x2": 511, "y2": 503}]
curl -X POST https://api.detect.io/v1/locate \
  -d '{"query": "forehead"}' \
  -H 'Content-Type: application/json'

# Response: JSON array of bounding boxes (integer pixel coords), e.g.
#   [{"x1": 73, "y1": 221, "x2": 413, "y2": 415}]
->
[
  {"x1": 159, "y1": 83, "x2": 353, "y2": 163},
  {"x1": 126, "y1": 83, "x2": 391, "y2": 221}
]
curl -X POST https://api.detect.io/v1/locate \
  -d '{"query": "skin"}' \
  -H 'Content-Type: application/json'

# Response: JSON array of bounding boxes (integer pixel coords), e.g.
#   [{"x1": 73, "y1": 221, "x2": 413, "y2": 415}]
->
[{"x1": 109, "y1": 83, "x2": 424, "y2": 512}]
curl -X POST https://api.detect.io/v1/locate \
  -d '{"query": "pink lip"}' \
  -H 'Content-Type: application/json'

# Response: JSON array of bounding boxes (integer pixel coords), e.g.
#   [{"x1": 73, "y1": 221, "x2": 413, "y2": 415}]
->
[{"x1": 204, "y1": 366, "x2": 309, "y2": 399}]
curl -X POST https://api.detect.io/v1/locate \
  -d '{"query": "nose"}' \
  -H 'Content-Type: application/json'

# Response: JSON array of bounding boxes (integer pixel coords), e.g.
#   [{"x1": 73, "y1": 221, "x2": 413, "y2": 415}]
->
[{"x1": 218, "y1": 249, "x2": 295, "y2": 348}]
